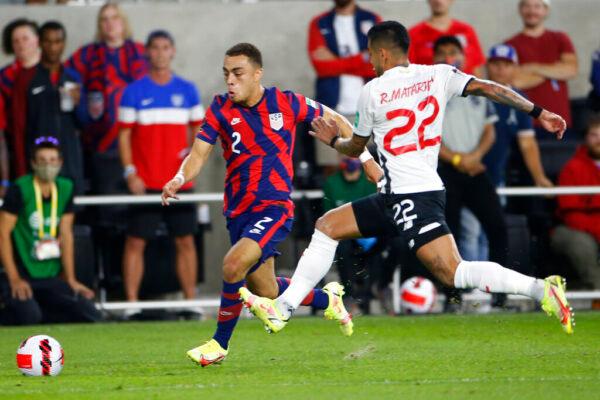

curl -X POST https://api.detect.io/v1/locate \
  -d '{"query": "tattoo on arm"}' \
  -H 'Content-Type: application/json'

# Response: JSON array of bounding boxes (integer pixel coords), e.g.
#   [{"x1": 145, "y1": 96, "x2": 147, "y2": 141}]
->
[
  {"x1": 466, "y1": 79, "x2": 534, "y2": 114},
  {"x1": 334, "y1": 134, "x2": 370, "y2": 158}
]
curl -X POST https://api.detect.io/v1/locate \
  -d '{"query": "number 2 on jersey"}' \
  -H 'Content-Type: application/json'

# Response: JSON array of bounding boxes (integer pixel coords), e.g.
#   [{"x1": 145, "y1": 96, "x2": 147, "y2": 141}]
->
[
  {"x1": 383, "y1": 95, "x2": 441, "y2": 156},
  {"x1": 231, "y1": 132, "x2": 242, "y2": 154}
]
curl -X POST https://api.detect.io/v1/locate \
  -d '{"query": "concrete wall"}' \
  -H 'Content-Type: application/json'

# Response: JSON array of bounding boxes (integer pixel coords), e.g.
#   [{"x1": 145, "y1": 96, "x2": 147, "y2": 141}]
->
[{"x1": 1, "y1": 0, "x2": 597, "y2": 293}]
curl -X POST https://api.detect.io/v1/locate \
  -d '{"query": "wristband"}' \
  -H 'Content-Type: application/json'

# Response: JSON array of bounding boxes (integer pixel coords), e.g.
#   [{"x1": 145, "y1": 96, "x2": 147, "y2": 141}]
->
[
  {"x1": 329, "y1": 135, "x2": 340, "y2": 148},
  {"x1": 529, "y1": 105, "x2": 543, "y2": 119},
  {"x1": 451, "y1": 154, "x2": 462, "y2": 167},
  {"x1": 123, "y1": 164, "x2": 137, "y2": 179},
  {"x1": 173, "y1": 172, "x2": 185, "y2": 185},
  {"x1": 359, "y1": 149, "x2": 373, "y2": 163},
  {"x1": 0, "y1": 179, "x2": 9, "y2": 187}
]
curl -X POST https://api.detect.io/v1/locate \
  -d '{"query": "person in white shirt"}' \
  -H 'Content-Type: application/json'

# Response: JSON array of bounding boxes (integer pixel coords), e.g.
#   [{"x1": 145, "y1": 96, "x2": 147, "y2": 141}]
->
[{"x1": 241, "y1": 21, "x2": 574, "y2": 335}]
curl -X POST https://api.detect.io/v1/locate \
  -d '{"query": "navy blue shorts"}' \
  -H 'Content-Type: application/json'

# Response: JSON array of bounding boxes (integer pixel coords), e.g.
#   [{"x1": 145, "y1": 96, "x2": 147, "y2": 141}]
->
[{"x1": 226, "y1": 207, "x2": 293, "y2": 274}]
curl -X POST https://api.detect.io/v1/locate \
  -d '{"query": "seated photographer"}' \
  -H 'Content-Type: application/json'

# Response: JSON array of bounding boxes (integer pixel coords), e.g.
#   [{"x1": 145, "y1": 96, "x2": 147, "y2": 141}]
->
[{"x1": 0, "y1": 137, "x2": 100, "y2": 325}]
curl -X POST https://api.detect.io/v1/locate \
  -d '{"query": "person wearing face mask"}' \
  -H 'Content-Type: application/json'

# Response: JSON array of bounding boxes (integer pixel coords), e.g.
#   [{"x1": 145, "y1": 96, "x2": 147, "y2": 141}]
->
[
  {"x1": 551, "y1": 116, "x2": 600, "y2": 297},
  {"x1": 0, "y1": 138, "x2": 100, "y2": 325},
  {"x1": 323, "y1": 154, "x2": 377, "y2": 313},
  {"x1": 434, "y1": 36, "x2": 508, "y2": 311}
]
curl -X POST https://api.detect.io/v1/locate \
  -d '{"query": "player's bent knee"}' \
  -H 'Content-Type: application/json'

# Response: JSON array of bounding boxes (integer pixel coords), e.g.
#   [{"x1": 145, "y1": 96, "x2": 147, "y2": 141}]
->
[
  {"x1": 222, "y1": 255, "x2": 249, "y2": 282},
  {"x1": 315, "y1": 212, "x2": 339, "y2": 240}
]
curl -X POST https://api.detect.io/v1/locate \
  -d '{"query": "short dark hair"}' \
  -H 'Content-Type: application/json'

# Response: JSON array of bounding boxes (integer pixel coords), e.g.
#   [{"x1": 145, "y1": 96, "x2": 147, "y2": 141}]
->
[
  {"x1": 225, "y1": 43, "x2": 263, "y2": 67},
  {"x1": 32, "y1": 136, "x2": 61, "y2": 159},
  {"x1": 585, "y1": 114, "x2": 600, "y2": 135},
  {"x1": 146, "y1": 29, "x2": 175, "y2": 47},
  {"x1": 433, "y1": 36, "x2": 463, "y2": 54},
  {"x1": 39, "y1": 21, "x2": 66, "y2": 41},
  {"x1": 367, "y1": 21, "x2": 410, "y2": 54},
  {"x1": 2, "y1": 18, "x2": 38, "y2": 55}
]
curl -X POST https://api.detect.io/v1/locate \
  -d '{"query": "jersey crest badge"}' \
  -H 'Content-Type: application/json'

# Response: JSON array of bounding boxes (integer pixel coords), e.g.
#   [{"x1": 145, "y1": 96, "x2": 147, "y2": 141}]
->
[
  {"x1": 171, "y1": 94, "x2": 184, "y2": 107},
  {"x1": 269, "y1": 113, "x2": 283, "y2": 131}
]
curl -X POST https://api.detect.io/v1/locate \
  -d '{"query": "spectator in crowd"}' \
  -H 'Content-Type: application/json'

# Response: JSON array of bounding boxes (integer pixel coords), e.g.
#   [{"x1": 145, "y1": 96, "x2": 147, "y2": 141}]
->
[
  {"x1": 0, "y1": 95, "x2": 9, "y2": 198},
  {"x1": 307, "y1": 0, "x2": 380, "y2": 165},
  {"x1": 551, "y1": 115, "x2": 600, "y2": 291},
  {"x1": 10, "y1": 21, "x2": 84, "y2": 192},
  {"x1": 484, "y1": 44, "x2": 552, "y2": 189},
  {"x1": 506, "y1": 0, "x2": 578, "y2": 138},
  {"x1": 323, "y1": 155, "x2": 377, "y2": 314},
  {"x1": 589, "y1": 46, "x2": 600, "y2": 112},
  {"x1": 0, "y1": 18, "x2": 40, "y2": 100},
  {"x1": 434, "y1": 36, "x2": 507, "y2": 310},
  {"x1": 0, "y1": 138, "x2": 100, "y2": 325},
  {"x1": 408, "y1": 0, "x2": 485, "y2": 76},
  {"x1": 1, "y1": 19, "x2": 40, "y2": 180},
  {"x1": 118, "y1": 30, "x2": 203, "y2": 306},
  {"x1": 66, "y1": 3, "x2": 147, "y2": 195}
]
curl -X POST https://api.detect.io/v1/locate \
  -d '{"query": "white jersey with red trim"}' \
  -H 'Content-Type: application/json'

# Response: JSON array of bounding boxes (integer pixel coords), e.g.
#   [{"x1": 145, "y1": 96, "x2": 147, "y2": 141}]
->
[{"x1": 354, "y1": 63, "x2": 474, "y2": 194}]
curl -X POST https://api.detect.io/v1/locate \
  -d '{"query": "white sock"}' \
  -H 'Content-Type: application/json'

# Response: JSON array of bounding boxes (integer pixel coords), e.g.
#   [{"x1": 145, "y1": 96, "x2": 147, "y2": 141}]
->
[
  {"x1": 453, "y1": 260, "x2": 545, "y2": 302},
  {"x1": 276, "y1": 229, "x2": 338, "y2": 316}
]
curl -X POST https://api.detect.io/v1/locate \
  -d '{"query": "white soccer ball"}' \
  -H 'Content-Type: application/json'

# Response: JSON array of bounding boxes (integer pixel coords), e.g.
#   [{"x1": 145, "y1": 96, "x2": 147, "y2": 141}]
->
[
  {"x1": 400, "y1": 276, "x2": 437, "y2": 314},
  {"x1": 16, "y1": 335, "x2": 64, "y2": 376}
]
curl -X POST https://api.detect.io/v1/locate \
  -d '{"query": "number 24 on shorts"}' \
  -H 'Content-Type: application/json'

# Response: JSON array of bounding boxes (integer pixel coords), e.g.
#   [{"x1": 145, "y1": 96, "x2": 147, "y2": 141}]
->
[{"x1": 384, "y1": 95, "x2": 440, "y2": 156}]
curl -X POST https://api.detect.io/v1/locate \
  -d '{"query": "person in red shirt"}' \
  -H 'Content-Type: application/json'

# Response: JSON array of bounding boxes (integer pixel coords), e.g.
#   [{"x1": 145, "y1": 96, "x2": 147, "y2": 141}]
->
[
  {"x1": 408, "y1": 0, "x2": 485, "y2": 76},
  {"x1": 505, "y1": 0, "x2": 578, "y2": 135},
  {"x1": 118, "y1": 31, "x2": 203, "y2": 308},
  {"x1": 551, "y1": 116, "x2": 600, "y2": 290}
]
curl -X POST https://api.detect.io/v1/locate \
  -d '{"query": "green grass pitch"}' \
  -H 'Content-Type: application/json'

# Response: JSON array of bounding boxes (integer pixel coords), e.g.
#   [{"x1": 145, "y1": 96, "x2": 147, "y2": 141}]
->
[{"x1": 1, "y1": 312, "x2": 599, "y2": 400}]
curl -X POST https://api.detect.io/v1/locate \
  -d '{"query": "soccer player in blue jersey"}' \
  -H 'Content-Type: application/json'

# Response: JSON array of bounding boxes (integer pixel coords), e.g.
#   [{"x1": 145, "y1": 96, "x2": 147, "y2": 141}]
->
[{"x1": 161, "y1": 43, "x2": 382, "y2": 367}]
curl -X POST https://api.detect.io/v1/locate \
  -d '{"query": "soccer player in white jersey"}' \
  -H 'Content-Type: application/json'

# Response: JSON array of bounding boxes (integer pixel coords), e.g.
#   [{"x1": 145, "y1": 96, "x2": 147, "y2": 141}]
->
[{"x1": 240, "y1": 20, "x2": 574, "y2": 335}]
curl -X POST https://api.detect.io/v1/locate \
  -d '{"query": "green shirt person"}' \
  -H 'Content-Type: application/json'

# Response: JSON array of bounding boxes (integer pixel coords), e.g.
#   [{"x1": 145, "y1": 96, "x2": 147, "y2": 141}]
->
[
  {"x1": 323, "y1": 156, "x2": 376, "y2": 212},
  {"x1": 0, "y1": 137, "x2": 99, "y2": 325}
]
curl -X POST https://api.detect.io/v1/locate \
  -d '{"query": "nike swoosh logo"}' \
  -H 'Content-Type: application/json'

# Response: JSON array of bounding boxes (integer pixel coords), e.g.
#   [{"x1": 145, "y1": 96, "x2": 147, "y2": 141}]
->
[
  {"x1": 32, "y1": 86, "x2": 45, "y2": 95},
  {"x1": 141, "y1": 98, "x2": 153, "y2": 106}
]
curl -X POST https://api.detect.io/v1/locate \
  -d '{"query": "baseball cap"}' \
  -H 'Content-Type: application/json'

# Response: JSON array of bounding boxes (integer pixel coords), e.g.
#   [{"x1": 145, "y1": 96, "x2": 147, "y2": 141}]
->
[
  {"x1": 146, "y1": 29, "x2": 175, "y2": 47},
  {"x1": 488, "y1": 44, "x2": 519, "y2": 64}
]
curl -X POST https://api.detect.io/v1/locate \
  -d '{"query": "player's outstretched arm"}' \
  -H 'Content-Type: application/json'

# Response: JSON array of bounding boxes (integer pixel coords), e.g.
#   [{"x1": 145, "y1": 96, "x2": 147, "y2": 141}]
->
[
  {"x1": 321, "y1": 105, "x2": 354, "y2": 139},
  {"x1": 322, "y1": 106, "x2": 383, "y2": 184},
  {"x1": 309, "y1": 117, "x2": 370, "y2": 158},
  {"x1": 161, "y1": 137, "x2": 214, "y2": 206},
  {"x1": 463, "y1": 78, "x2": 566, "y2": 139}
]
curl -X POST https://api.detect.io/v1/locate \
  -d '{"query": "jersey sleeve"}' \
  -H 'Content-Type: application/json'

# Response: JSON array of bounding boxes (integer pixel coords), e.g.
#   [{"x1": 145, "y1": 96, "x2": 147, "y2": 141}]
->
[
  {"x1": 443, "y1": 65, "x2": 475, "y2": 99},
  {"x1": 196, "y1": 96, "x2": 223, "y2": 145},
  {"x1": 485, "y1": 100, "x2": 499, "y2": 125},
  {"x1": 284, "y1": 91, "x2": 323, "y2": 124},
  {"x1": 516, "y1": 110, "x2": 535, "y2": 136},
  {"x1": 557, "y1": 31, "x2": 576, "y2": 55},
  {"x1": 117, "y1": 84, "x2": 137, "y2": 128},
  {"x1": 187, "y1": 84, "x2": 205, "y2": 125},
  {"x1": 354, "y1": 83, "x2": 374, "y2": 137}
]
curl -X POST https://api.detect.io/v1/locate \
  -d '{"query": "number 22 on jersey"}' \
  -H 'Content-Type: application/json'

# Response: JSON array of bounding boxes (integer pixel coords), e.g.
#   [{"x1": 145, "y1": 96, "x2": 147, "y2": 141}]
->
[{"x1": 383, "y1": 95, "x2": 441, "y2": 156}]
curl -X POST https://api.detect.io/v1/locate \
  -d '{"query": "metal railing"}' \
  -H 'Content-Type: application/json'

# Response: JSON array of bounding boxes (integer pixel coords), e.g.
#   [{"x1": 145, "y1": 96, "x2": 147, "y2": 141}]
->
[{"x1": 74, "y1": 185, "x2": 600, "y2": 314}]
